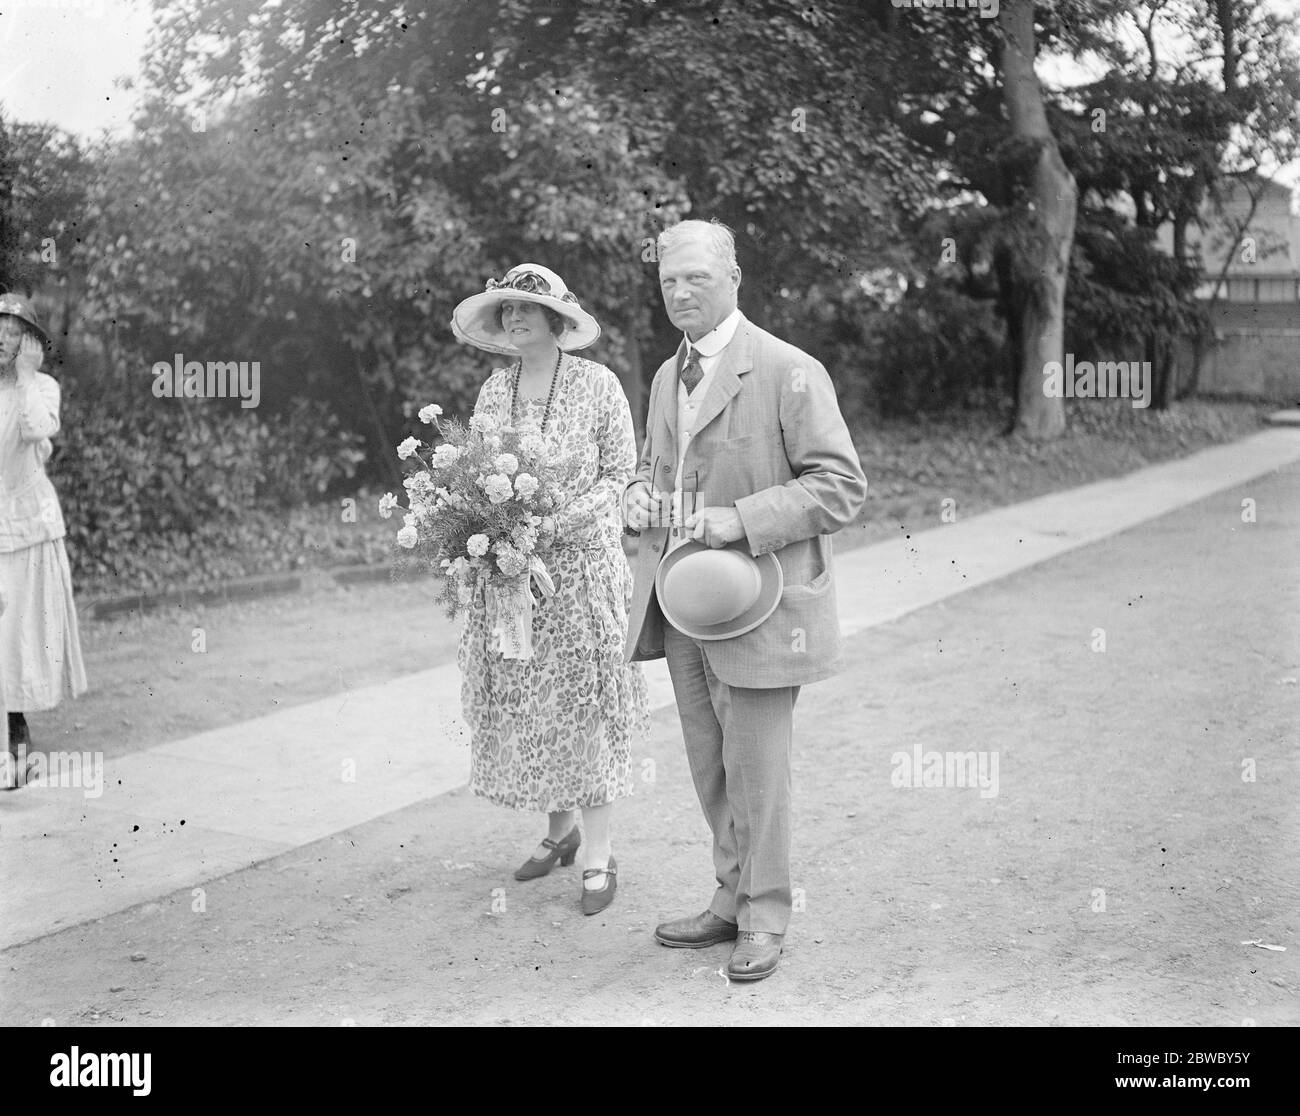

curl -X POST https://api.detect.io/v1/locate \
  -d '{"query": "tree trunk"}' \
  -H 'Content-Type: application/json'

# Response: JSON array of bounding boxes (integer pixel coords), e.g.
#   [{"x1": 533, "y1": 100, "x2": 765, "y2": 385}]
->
[
  {"x1": 999, "y1": 0, "x2": 1077, "y2": 441},
  {"x1": 1216, "y1": 0, "x2": 1237, "y2": 94},
  {"x1": 1148, "y1": 332, "x2": 1174, "y2": 411},
  {"x1": 1170, "y1": 206, "x2": 1198, "y2": 399},
  {"x1": 995, "y1": 249, "x2": 1026, "y2": 430},
  {"x1": 353, "y1": 349, "x2": 405, "y2": 490}
]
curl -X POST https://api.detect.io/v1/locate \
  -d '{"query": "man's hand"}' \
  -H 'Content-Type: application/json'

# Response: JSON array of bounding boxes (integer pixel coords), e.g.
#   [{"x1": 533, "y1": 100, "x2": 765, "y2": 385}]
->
[
  {"x1": 14, "y1": 335, "x2": 43, "y2": 382},
  {"x1": 624, "y1": 480, "x2": 665, "y2": 531},
  {"x1": 685, "y1": 506, "x2": 745, "y2": 548}
]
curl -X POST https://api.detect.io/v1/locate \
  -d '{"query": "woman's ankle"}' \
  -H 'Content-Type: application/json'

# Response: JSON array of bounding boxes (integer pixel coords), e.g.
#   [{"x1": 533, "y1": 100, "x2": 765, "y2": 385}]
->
[
  {"x1": 583, "y1": 843, "x2": 612, "y2": 866},
  {"x1": 546, "y1": 812, "x2": 576, "y2": 841}
]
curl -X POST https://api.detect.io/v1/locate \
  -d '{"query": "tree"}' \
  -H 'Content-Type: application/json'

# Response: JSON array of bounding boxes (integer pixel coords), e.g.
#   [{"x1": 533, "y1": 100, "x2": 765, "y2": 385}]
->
[
  {"x1": 481, "y1": 0, "x2": 935, "y2": 380},
  {"x1": 1062, "y1": 0, "x2": 1300, "y2": 404},
  {"x1": 127, "y1": 0, "x2": 686, "y2": 454},
  {"x1": 847, "y1": 2, "x2": 1126, "y2": 433},
  {"x1": 1057, "y1": 4, "x2": 1230, "y2": 409},
  {"x1": 997, "y1": 0, "x2": 1077, "y2": 438},
  {"x1": 83, "y1": 0, "x2": 1300, "y2": 463},
  {"x1": 1192, "y1": 0, "x2": 1300, "y2": 392},
  {"x1": 4, "y1": 122, "x2": 98, "y2": 364}
]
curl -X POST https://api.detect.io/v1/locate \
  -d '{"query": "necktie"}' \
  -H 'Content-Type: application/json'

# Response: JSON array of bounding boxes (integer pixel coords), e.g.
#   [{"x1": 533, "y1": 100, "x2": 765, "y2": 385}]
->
[{"x1": 680, "y1": 345, "x2": 703, "y2": 393}]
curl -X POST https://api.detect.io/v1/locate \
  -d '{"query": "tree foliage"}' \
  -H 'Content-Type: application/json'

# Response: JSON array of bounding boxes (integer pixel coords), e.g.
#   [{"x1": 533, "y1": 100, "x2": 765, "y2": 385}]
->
[{"x1": 3, "y1": 0, "x2": 1297, "y2": 583}]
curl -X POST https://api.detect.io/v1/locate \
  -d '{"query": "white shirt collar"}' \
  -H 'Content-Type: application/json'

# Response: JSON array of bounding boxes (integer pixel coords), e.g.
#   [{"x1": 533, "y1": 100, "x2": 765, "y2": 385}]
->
[{"x1": 684, "y1": 308, "x2": 743, "y2": 359}]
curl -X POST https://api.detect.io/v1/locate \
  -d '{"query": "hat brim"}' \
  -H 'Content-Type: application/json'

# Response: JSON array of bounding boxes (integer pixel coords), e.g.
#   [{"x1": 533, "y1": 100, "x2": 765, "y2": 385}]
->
[
  {"x1": 451, "y1": 290, "x2": 601, "y2": 355},
  {"x1": 655, "y1": 541, "x2": 784, "y2": 641},
  {"x1": 0, "y1": 311, "x2": 50, "y2": 350}
]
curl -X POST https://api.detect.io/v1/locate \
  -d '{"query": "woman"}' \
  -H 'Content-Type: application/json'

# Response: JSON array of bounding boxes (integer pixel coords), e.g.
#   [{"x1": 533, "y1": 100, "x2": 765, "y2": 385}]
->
[
  {"x1": 450, "y1": 264, "x2": 649, "y2": 914},
  {"x1": 0, "y1": 294, "x2": 87, "y2": 790}
]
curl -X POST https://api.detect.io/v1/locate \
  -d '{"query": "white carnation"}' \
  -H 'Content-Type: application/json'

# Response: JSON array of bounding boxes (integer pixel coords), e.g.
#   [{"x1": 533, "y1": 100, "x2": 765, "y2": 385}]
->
[
  {"x1": 481, "y1": 473, "x2": 514, "y2": 504},
  {"x1": 431, "y1": 444, "x2": 462, "y2": 467}
]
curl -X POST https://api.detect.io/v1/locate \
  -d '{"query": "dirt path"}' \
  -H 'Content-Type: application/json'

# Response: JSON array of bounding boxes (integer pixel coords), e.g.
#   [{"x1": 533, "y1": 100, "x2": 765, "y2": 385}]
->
[{"x1": 2, "y1": 468, "x2": 1295, "y2": 1026}]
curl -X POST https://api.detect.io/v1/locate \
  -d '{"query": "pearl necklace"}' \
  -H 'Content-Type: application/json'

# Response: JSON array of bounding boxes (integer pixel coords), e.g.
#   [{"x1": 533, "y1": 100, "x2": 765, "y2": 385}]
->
[{"x1": 511, "y1": 348, "x2": 563, "y2": 433}]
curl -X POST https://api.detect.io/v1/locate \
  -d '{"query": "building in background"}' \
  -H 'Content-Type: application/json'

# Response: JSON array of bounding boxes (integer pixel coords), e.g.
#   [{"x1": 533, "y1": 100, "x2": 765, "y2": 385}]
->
[{"x1": 1160, "y1": 174, "x2": 1300, "y2": 400}]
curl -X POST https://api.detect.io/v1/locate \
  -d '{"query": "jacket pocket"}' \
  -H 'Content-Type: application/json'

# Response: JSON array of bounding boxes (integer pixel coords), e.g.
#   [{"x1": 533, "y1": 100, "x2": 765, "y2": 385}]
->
[
  {"x1": 719, "y1": 433, "x2": 756, "y2": 451},
  {"x1": 780, "y1": 565, "x2": 831, "y2": 600},
  {"x1": 777, "y1": 536, "x2": 833, "y2": 598}
]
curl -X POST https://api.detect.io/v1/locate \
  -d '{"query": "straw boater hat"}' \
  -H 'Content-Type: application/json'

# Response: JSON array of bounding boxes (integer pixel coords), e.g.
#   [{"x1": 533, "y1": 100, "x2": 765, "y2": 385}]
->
[
  {"x1": 0, "y1": 293, "x2": 51, "y2": 349},
  {"x1": 655, "y1": 541, "x2": 783, "y2": 641},
  {"x1": 451, "y1": 263, "x2": 601, "y2": 356}
]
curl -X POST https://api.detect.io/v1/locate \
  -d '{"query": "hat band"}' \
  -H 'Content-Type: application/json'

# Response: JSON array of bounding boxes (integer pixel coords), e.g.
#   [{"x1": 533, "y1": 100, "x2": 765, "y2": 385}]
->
[{"x1": 485, "y1": 271, "x2": 581, "y2": 306}]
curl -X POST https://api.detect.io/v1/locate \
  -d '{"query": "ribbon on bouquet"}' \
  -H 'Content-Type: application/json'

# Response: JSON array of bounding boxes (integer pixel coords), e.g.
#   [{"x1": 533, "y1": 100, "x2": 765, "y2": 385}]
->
[{"x1": 486, "y1": 555, "x2": 557, "y2": 660}]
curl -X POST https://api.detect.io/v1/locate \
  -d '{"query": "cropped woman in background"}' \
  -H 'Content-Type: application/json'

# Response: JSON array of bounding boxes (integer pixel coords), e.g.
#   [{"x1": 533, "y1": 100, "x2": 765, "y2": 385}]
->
[{"x1": 0, "y1": 293, "x2": 87, "y2": 789}]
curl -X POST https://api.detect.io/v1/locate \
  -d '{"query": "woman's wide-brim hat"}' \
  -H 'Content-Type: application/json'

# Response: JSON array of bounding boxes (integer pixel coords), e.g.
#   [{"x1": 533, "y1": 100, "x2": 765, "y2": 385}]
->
[
  {"x1": 655, "y1": 541, "x2": 783, "y2": 641},
  {"x1": 451, "y1": 263, "x2": 601, "y2": 356},
  {"x1": 0, "y1": 293, "x2": 50, "y2": 348}
]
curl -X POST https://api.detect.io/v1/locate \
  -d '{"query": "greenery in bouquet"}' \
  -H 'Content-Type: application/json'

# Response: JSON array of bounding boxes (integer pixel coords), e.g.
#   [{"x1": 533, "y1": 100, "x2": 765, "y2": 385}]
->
[{"x1": 380, "y1": 404, "x2": 582, "y2": 618}]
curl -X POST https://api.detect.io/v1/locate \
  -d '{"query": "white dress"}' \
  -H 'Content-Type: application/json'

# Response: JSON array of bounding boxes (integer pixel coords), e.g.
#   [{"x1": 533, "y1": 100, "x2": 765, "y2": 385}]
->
[{"x1": 0, "y1": 372, "x2": 87, "y2": 711}]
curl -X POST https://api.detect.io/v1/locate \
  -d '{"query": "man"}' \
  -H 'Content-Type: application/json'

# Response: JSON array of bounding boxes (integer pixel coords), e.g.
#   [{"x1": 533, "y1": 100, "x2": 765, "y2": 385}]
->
[{"x1": 623, "y1": 220, "x2": 867, "y2": 980}]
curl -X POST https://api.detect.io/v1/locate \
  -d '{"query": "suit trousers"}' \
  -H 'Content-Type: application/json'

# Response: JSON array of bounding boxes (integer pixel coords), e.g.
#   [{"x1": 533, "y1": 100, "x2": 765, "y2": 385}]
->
[{"x1": 663, "y1": 622, "x2": 800, "y2": 935}]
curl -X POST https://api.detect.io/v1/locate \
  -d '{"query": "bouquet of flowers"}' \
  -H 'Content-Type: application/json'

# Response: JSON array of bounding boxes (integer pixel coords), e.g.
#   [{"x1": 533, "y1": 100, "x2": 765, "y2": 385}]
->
[{"x1": 380, "y1": 403, "x2": 582, "y2": 658}]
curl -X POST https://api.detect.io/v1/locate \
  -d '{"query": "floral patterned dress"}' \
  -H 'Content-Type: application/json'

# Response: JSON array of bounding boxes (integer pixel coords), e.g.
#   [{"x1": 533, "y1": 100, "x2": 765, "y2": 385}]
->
[{"x1": 457, "y1": 354, "x2": 650, "y2": 812}]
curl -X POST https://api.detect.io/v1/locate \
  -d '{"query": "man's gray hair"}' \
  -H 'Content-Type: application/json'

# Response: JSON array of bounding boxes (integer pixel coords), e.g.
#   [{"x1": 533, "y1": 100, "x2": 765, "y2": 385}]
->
[{"x1": 657, "y1": 219, "x2": 738, "y2": 271}]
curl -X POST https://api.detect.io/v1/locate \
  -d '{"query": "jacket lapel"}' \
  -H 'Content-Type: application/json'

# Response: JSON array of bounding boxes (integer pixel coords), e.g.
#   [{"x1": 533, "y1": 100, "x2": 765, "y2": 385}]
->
[
  {"x1": 689, "y1": 317, "x2": 754, "y2": 440},
  {"x1": 648, "y1": 343, "x2": 684, "y2": 480},
  {"x1": 664, "y1": 340, "x2": 685, "y2": 450}
]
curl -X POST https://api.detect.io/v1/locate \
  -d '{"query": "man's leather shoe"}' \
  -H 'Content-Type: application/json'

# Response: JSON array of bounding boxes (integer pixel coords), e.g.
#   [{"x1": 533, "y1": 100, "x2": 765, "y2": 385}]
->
[
  {"x1": 725, "y1": 932, "x2": 783, "y2": 981},
  {"x1": 654, "y1": 910, "x2": 739, "y2": 948}
]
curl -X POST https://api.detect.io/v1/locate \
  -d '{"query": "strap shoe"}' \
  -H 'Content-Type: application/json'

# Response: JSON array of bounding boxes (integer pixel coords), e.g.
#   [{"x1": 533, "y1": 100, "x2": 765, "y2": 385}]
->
[
  {"x1": 580, "y1": 855, "x2": 617, "y2": 915},
  {"x1": 514, "y1": 827, "x2": 580, "y2": 881}
]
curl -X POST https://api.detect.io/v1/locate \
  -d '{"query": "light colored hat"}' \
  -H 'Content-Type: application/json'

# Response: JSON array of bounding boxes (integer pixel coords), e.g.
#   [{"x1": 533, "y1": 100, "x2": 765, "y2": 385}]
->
[
  {"x1": 655, "y1": 541, "x2": 783, "y2": 641},
  {"x1": 451, "y1": 263, "x2": 600, "y2": 355},
  {"x1": 0, "y1": 293, "x2": 50, "y2": 348}
]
